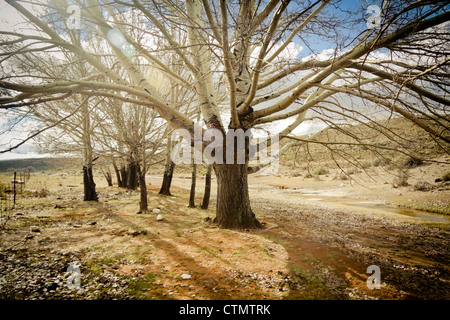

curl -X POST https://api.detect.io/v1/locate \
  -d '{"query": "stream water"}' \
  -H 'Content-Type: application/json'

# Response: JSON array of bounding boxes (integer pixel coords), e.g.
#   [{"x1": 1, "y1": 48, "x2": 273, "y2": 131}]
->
[{"x1": 247, "y1": 184, "x2": 450, "y2": 223}]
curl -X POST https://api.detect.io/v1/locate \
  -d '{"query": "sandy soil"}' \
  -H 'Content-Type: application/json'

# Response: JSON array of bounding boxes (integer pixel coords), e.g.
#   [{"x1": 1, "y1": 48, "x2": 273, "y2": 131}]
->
[{"x1": 0, "y1": 161, "x2": 449, "y2": 300}]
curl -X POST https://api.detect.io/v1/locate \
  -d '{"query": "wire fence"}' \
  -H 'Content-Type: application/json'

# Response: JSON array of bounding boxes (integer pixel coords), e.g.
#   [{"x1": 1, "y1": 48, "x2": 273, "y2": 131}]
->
[{"x1": 0, "y1": 170, "x2": 31, "y2": 228}]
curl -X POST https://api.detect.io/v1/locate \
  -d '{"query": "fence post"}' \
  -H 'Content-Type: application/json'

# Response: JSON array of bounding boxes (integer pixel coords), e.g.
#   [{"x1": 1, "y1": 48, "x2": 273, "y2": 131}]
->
[{"x1": 13, "y1": 171, "x2": 16, "y2": 207}]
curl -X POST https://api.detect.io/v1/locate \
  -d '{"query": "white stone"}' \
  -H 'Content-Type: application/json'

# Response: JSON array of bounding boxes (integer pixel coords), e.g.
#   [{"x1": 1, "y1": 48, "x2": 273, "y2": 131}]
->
[
  {"x1": 153, "y1": 208, "x2": 161, "y2": 213},
  {"x1": 181, "y1": 274, "x2": 191, "y2": 280},
  {"x1": 156, "y1": 214, "x2": 163, "y2": 221}
]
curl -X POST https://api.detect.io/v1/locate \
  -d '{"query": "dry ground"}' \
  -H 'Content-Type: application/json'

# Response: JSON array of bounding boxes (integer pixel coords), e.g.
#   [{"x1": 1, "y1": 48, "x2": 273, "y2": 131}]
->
[{"x1": 0, "y1": 161, "x2": 449, "y2": 300}]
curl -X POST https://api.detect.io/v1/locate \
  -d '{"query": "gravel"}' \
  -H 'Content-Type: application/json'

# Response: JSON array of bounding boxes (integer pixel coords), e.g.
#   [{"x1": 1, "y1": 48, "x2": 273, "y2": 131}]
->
[{"x1": 0, "y1": 248, "x2": 134, "y2": 300}]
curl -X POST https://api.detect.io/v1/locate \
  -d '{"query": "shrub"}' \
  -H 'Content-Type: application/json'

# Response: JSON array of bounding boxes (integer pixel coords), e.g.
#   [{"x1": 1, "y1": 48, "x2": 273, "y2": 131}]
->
[
  {"x1": 313, "y1": 167, "x2": 328, "y2": 175},
  {"x1": 26, "y1": 166, "x2": 37, "y2": 173},
  {"x1": 442, "y1": 172, "x2": 450, "y2": 182},
  {"x1": 373, "y1": 157, "x2": 391, "y2": 167},
  {"x1": 360, "y1": 161, "x2": 371, "y2": 169},
  {"x1": 393, "y1": 172, "x2": 409, "y2": 187},
  {"x1": 339, "y1": 172, "x2": 349, "y2": 180},
  {"x1": 403, "y1": 156, "x2": 423, "y2": 168},
  {"x1": 413, "y1": 181, "x2": 434, "y2": 191},
  {"x1": 33, "y1": 189, "x2": 49, "y2": 198},
  {"x1": 290, "y1": 170, "x2": 302, "y2": 177},
  {"x1": 347, "y1": 167, "x2": 360, "y2": 175}
]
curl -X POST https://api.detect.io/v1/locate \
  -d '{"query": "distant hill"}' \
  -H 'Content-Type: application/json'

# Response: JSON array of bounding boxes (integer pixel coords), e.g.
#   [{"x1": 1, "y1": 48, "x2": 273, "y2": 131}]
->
[
  {"x1": 280, "y1": 115, "x2": 450, "y2": 169},
  {"x1": 0, "y1": 157, "x2": 80, "y2": 172}
]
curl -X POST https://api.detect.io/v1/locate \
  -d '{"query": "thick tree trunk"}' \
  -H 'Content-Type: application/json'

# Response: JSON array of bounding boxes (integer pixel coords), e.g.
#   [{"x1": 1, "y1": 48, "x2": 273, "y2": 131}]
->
[
  {"x1": 83, "y1": 165, "x2": 98, "y2": 201},
  {"x1": 188, "y1": 162, "x2": 197, "y2": 208},
  {"x1": 159, "y1": 161, "x2": 175, "y2": 195},
  {"x1": 201, "y1": 164, "x2": 212, "y2": 210},
  {"x1": 159, "y1": 137, "x2": 175, "y2": 195},
  {"x1": 127, "y1": 160, "x2": 138, "y2": 190},
  {"x1": 214, "y1": 163, "x2": 262, "y2": 229},
  {"x1": 137, "y1": 165, "x2": 148, "y2": 212}
]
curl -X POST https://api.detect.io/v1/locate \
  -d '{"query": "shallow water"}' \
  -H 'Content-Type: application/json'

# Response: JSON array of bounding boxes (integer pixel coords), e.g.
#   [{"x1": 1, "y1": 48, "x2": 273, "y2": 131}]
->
[
  {"x1": 248, "y1": 184, "x2": 450, "y2": 223},
  {"x1": 343, "y1": 201, "x2": 450, "y2": 223}
]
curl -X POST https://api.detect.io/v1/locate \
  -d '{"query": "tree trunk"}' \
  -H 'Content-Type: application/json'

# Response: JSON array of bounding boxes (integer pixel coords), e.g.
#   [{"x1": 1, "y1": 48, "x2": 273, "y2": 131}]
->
[
  {"x1": 214, "y1": 163, "x2": 262, "y2": 229},
  {"x1": 80, "y1": 96, "x2": 97, "y2": 201},
  {"x1": 120, "y1": 165, "x2": 127, "y2": 189},
  {"x1": 127, "y1": 160, "x2": 138, "y2": 190},
  {"x1": 159, "y1": 161, "x2": 175, "y2": 196},
  {"x1": 159, "y1": 137, "x2": 175, "y2": 195},
  {"x1": 112, "y1": 160, "x2": 122, "y2": 187},
  {"x1": 188, "y1": 162, "x2": 196, "y2": 208},
  {"x1": 83, "y1": 165, "x2": 98, "y2": 201},
  {"x1": 137, "y1": 164, "x2": 148, "y2": 212},
  {"x1": 102, "y1": 167, "x2": 113, "y2": 187},
  {"x1": 201, "y1": 164, "x2": 212, "y2": 210}
]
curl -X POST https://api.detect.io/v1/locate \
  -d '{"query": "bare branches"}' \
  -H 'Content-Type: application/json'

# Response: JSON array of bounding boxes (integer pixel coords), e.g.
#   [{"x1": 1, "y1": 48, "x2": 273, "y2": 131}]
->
[{"x1": 0, "y1": 0, "x2": 448, "y2": 169}]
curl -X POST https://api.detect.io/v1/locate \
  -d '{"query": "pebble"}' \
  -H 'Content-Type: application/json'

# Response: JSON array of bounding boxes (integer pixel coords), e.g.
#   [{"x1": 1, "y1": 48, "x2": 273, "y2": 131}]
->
[
  {"x1": 156, "y1": 214, "x2": 163, "y2": 221},
  {"x1": 181, "y1": 274, "x2": 191, "y2": 280},
  {"x1": 152, "y1": 208, "x2": 161, "y2": 214}
]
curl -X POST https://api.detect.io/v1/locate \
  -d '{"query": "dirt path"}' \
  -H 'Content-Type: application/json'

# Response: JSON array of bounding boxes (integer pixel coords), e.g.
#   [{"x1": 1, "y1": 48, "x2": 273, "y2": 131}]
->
[{"x1": 0, "y1": 172, "x2": 449, "y2": 300}]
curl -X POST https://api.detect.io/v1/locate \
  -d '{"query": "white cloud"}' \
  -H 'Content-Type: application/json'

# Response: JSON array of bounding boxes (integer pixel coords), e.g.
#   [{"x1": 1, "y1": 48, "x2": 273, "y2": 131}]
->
[
  {"x1": 301, "y1": 48, "x2": 342, "y2": 62},
  {"x1": 0, "y1": 150, "x2": 52, "y2": 161},
  {"x1": 0, "y1": 0, "x2": 48, "y2": 32},
  {"x1": 251, "y1": 42, "x2": 304, "y2": 67}
]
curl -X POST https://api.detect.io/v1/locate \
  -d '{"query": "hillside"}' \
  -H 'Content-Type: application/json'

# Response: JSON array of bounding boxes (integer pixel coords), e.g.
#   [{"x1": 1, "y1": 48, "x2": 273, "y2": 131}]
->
[
  {"x1": 0, "y1": 157, "x2": 80, "y2": 172},
  {"x1": 279, "y1": 115, "x2": 450, "y2": 174}
]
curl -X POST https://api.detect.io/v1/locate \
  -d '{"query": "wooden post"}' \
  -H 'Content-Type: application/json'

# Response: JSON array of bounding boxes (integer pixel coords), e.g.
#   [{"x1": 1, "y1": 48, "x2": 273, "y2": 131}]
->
[{"x1": 13, "y1": 172, "x2": 16, "y2": 207}]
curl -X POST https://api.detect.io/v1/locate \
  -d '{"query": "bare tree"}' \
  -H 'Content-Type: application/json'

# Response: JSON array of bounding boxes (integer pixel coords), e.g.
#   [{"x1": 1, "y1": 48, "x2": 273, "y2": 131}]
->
[
  {"x1": 93, "y1": 97, "x2": 169, "y2": 211},
  {"x1": 1, "y1": 0, "x2": 449, "y2": 229},
  {"x1": 24, "y1": 92, "x2": 101, "y2": 201}
]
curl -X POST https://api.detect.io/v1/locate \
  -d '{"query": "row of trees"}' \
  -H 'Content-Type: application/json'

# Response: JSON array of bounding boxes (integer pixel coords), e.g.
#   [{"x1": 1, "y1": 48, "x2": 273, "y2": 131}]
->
[{"x1": 0, "y1": 0, "x2": 449, "y2": 229}]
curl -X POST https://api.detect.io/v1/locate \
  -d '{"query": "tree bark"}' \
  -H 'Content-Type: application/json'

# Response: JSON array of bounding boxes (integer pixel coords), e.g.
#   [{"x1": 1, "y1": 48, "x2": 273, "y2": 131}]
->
[
  {"x1": 159, "y1": 161, "x2": 175, "y2": 195},
  {"x1": 112, "y1": 160, "x2": 122, "y2": 187},
  {"x1": 83, "y1": 165, "x2": 98, "y2": 201},
  {"x1": 201, "y1": 164, "x2": 212, "y2": 210},
  {"x1": 137, "y1": 164, "x2": 148, "y2": 212},
  {"x1": 127, "y1": 159, "x2": 138, "y2": 190},
  {"x1": 188, "y1": 162, "x2": 196, "y2": 208},
  {"x1": 80, "y1": 96, "x2": 97, "y2": 202},
  {"x1": 214, "y1": 163, "x2": 262, "y2": 230},
  {"x1": 159, "y1": 140, "x2": 175, "y2": 195},
  {"x1": 102, "y1": 167, "x2": 113, "y2": 186},
  {"x1": 120, "y1": 164, "x2": 127, "y2": 189}
]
